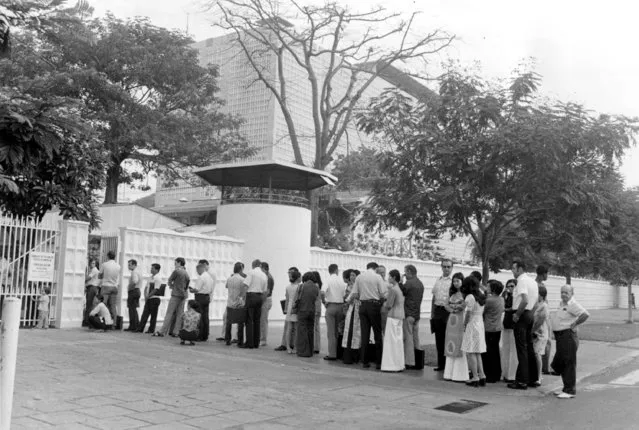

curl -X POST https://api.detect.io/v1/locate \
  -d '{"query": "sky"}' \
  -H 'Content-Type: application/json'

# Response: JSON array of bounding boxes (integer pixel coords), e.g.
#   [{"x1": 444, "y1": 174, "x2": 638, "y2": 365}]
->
[{"x1": 89, "y1": 0, "x2": 639, "y2": 199}]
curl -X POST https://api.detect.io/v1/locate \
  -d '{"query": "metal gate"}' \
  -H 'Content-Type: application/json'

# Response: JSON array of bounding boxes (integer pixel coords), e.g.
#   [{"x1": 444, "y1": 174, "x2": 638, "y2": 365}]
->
[
  {"x1": 99, "y1": 231, "x2": 118, "y2": 264},
  {"x1": 0, "y1": 214, "x2": 61, "y2": 327}
]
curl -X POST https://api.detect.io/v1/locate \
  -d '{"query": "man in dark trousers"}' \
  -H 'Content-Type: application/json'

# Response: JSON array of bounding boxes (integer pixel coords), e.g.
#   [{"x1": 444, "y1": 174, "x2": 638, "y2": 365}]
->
[
  {"x1": 347, "y1": 262, "x2": 386, "y2": 369},
  {"x1": 430, "y1": 259, "x2": 453, "y2": 371},
  {"x1": 402, "y1": 264, "x2": 425, "y2": 369}
]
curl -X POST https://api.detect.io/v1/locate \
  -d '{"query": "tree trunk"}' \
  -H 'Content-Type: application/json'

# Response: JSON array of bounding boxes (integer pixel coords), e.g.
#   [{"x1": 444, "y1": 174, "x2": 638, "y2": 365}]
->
[
  {"x1": 103, "y1": 164, "x2": 121, "y2": 204},
  {"x1": 565, "y1": 272, "x2": 572, "y2": 285},
  {"x1": 307, "y1": 189, "x2": 319, "y2": 246},
  {"x1": 628, "y1": 278, "x2": 634, "y2": 324},
  {"x1": 481, "y1": 256, "x2": 490, "y2": 287}
]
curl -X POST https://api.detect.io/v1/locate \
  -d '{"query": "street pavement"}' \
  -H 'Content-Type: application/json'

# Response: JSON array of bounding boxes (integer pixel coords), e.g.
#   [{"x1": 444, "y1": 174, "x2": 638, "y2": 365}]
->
[{"x1": 8, "y1": 318, "x2": 639, "y2": 430}]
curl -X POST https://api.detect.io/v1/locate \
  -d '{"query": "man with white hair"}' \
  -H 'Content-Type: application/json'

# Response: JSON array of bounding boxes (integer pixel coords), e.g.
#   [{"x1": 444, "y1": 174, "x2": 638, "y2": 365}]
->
[{"x1": 550, "y1": 285, "x2": 590, "y2": 399}]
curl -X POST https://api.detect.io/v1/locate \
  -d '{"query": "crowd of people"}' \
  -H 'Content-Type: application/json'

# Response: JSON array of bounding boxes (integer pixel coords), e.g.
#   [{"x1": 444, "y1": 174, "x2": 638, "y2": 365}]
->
[{"x1": 83, "y1": 253, "x2": 590, "y2": 400}]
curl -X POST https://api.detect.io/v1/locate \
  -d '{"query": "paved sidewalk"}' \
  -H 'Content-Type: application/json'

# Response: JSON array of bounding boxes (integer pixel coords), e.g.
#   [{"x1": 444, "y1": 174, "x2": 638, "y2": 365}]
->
[{"x1": 9, "y1": 321, "x2": 639, "y2": 429}]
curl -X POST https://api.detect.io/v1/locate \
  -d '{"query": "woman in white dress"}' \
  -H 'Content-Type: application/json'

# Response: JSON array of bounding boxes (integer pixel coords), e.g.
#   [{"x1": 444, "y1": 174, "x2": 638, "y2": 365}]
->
[
  {"x1": 381, "y1": 270, "x2": 405, "y2": 372},
  {"x1": 444, "y1": 272, "x2": 469, "y2": 382},
  {"x1": 461, "y1": 276, "x2": 487, "y2": 387}
]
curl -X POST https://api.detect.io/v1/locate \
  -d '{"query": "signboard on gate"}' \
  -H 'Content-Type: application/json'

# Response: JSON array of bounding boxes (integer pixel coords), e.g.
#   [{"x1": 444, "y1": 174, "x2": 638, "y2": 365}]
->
[{"x1": 27, "y1": 252, "x2": 56, "y2": 283}]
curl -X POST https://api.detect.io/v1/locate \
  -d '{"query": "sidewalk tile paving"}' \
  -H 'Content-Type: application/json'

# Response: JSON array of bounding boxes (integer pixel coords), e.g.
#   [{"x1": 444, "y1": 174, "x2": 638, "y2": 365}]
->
[{"x1": 8, "y1": 313, "x2": 639, "y2": 430}]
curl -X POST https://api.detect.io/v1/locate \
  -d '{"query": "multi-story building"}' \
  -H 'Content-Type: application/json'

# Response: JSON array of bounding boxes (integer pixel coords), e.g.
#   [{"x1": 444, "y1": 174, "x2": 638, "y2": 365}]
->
[{"x1": 154, "y1": 29, "x2": 432, "y2": 209}]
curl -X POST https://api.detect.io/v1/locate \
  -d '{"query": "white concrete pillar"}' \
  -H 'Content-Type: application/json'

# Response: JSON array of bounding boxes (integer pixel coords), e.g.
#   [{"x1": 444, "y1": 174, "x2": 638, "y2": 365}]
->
[
  {"x1": 216, "y1": 203, "x2": 311, "y2": 321},
  {"x1": 56, "y1": 220, "x2": 90, "y2": 328},
  {"x1": 1, "y1": 297, "x2": 21, "y2": 430}
]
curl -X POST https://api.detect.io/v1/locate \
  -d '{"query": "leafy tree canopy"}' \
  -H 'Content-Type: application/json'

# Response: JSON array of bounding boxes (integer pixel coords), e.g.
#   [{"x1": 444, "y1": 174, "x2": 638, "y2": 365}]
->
[
  {"x1": 1, "y1": 0, "x2": 106, "y2": 227},
  {"x1": 357, "y1": 66, "x2": 637, "y2": 281}
]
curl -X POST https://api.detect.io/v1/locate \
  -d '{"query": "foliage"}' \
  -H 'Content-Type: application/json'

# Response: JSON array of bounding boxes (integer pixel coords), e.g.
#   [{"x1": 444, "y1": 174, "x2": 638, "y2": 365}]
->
[
  {"x1": 599, "y1": 188, "x2": 639, "y2": 287},
  {"x1": 3, "y1": 4, "x2": 253, "y2": 204},
  {"x1": 357, "y1": 67, "x2": 637, "y2": 281},
  {"x1": 0, "y1": 1, "x2": 106, "y2": 227},
  {"x1": 330, "y1": 146, "x2": 383, "y2": 191}
]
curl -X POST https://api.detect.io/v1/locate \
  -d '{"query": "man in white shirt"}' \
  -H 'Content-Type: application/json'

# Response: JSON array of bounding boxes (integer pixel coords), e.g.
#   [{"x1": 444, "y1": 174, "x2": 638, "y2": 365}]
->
[
  {"x1": 347, "y1": 262, "x2": 386, "y2": 369},
  {"x1": 190, "y1": 262, "x2": 215, "y2": 341},
  {"x1": 323, "y1": 264, "x2": 346, "y2": 361},
  {"x1": 99, "y1": 251, "x2": 121, "y2": 321},
  {"x1": 125, "y1": 259, "x2": 143, "y2": 331},
  {"x1": 430, "y1": 259, "x2": 453, "y2": 371},
  {"x1": 88, "y1": 295, "x2": 114, "y2": 331},
  {"x1": 550, "y1": 285, "x2": 590, "y2": 398},
  {"x1": 242, "y1": 259, "x2": 268, "y2": 349},
  {"x1": 509, "y1": 260, "x2": 539, "y2": 390}
]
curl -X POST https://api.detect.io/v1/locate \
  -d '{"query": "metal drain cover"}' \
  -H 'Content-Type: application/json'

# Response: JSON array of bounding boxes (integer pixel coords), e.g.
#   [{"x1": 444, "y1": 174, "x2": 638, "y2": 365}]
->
[{"x1": 435, "y1": 399, "x2": 488, "y2": 414}]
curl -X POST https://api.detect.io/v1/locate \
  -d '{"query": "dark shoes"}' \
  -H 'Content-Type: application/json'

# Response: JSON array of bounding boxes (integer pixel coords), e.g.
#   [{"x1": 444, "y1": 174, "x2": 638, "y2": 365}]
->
[
  {"x1": 314, "y1": 350, "x2": 320, "y2": 354},
  {"x1": 528, "y1": 381, "x2": 542, "y2": 388},
  {"x1": 238, "y1": 344, "x2": 250, "y2": 349},
  {"x1": 466, "y1": 380, "x2": 479, "y2": 387},
  {"x1": 274, "y1": 345, "x2": 287, "y2": 351},
  {"x1": 323, "y1": 356, "x2": 337, "y2": 361},
  {"x1": 433, "y1": 367, "x2": 444, "y2": 371},
  {"x1": 507, "y1": 382, "x2": 528, "y2": 390},
  {"x1": 405, "y1": 365, "x2": 416, "y2": 370},
  {"x1": 362, "y1": 363, "x2": 371, "y2": 369},
  {"x1": 215, "y1": 337, "x2": 225, "y2": 341},
  {"x1": 479, "y1": 378, "x2": 486, "y2": 387}
]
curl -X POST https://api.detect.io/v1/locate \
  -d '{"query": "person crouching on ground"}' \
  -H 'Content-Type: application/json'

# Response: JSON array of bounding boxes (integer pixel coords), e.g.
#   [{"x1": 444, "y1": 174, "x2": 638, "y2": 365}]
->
[
  {"x1": 88, "y1": 295, "x2": 114, "y2": 332},
  {"x1": 550, "y1": 285, "x2": 590, "y2": 399},
  {"x1": 179, "y1": 300, "x2": 202, "y2": 346}
]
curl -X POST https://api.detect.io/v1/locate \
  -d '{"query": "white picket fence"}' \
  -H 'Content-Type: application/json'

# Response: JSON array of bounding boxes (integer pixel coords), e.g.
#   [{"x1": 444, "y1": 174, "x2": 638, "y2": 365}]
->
[
  {"x1": 310, "y1": 248, "x2": 620, "y2": 318},
  {"x1": 115, "y1": 227, "x2": 244, "y2": 325}
]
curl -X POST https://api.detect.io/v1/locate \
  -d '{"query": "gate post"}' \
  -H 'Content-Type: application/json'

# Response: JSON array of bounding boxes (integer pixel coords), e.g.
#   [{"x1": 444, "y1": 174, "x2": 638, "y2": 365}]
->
[
  {"x1": 56, "y1": 220, "x2": 90, "y2": 328},
  {"x1": 0, "y1": 297, "x2": 21, "y2": 430}
]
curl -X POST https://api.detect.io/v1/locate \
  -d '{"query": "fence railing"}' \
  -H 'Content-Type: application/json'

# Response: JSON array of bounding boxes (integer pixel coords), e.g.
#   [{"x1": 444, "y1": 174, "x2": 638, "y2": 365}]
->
[
  {"x1": 0, "y1": 214, "x2": 60, "y2": 327},
  {"x1": 221, "y1": 192, "x2": 309, "y2": 208}
]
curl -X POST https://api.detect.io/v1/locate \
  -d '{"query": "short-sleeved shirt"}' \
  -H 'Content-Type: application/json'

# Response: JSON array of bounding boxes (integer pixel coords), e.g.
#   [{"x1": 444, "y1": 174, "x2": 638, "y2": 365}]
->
[
  {"x1": 100, "y1": 260, "x2": 121, "y2": 287},
  {"x1": 226, "y1": 274, "x2": 246, "y2": 308},
  {"x1": 181, "y1": 308, "x2": 201, "y2": 332},
  {"x1": 192, "y1": 271, "x2": 215, "y2": 296},
  {"x1": 324, "y1": 274, "x2": 346, "y2": 303},
  {"x1": 147, "y1": 273, "x2": 163, "y2": 301},
  {"x1": 168, "y1": 267, "x2": 190, "y2": 298},
  {"x1": 129, "y1": 268, "x2": 143, "y2": 291},
  {"x1": 348, "y1": 269, "x2": 385, "y2": 301},
  {"x1": 513, "y1": 273, "x2": 538, "y2": 311},
  {"x1": 244, "y1": 267, "x2": 268, "y2": 294},
  {"x1": 483, "y1": 295, "x2": 505, "y2": 332},
  {"x1": 551, "y1": 297, "x2": 589, "y2": 332},
  {"x1": 86, "y1": 267, "x2": 100, "y2": 287},
  {"x1": 403, "y1": 277, "x2": 425, "y2": 320},
  {"x1": 432, "y1": 276, "x2": 451, "y2": 307}
]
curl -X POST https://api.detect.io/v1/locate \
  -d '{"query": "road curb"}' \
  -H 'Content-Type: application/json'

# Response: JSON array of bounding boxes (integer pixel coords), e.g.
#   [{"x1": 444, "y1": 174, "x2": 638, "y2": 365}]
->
[{"x1": 539, "y1": 347, "x2": 639, "y2": 396}]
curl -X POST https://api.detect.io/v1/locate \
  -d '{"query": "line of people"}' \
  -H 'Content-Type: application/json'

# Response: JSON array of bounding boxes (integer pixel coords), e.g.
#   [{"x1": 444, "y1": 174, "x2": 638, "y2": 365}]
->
[
  {"x1": 273, "y1": 262, "x2": 425, "y2": 372},
  {"x1": 84, "y1": 252, "x2": 590, "y2": 399},
  {"x1": 431, "y1": 259, "x2": 590, "y2": 398}
]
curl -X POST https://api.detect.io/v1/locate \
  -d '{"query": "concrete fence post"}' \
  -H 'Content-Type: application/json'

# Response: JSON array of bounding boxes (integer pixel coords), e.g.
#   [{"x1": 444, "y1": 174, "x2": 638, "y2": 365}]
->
[{"x1": 0, "y1": 297, "x2": 21, "y2": 430}]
